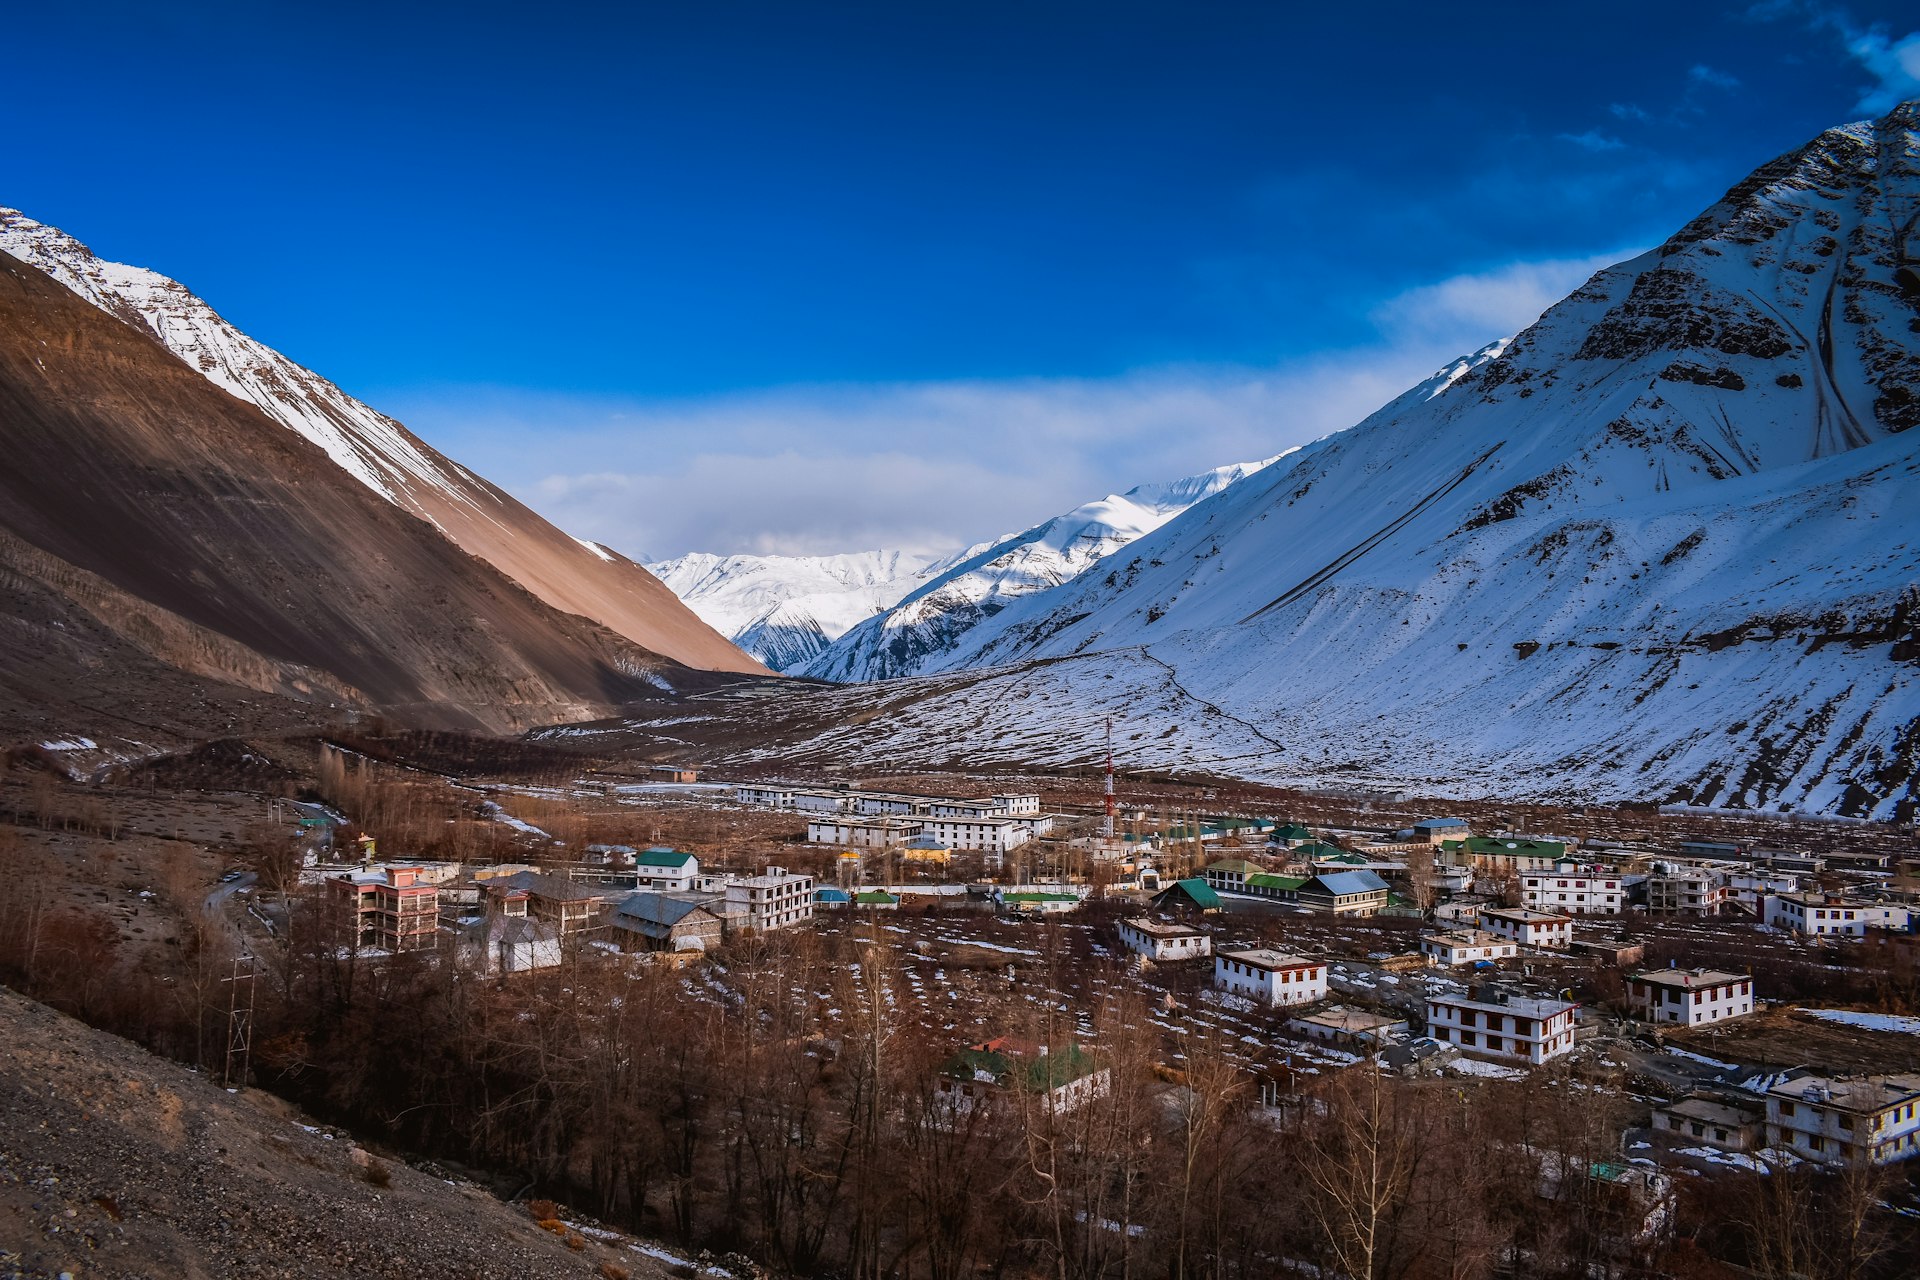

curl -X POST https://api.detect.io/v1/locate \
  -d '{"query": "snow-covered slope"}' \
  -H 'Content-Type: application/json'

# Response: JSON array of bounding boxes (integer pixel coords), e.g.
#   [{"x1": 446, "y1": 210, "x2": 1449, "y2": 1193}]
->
[
  {"x1": 0, "y1": 210, "x2": 766, "y2": 678},
  {"x1": 762, "y1": 102, "x2": 1920, "y2": 818},
  {"x1": 801, "y1": 457, "x2": 1285, "y2": 681},
  {"x1": 645, "y1": 549, "x2": 951, "y2": 670}
]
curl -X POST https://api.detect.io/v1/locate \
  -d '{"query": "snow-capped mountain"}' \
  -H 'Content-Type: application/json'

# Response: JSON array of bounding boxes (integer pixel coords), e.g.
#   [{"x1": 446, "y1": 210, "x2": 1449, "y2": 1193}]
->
[
  {"x1": 645, "y1": 549, "x2": 953, "y2": 671},
  {"x1": 675, "y1": 102, "x2": 1920, "y2": 818},
  {"x1": 800, "y1": 457, "x2": 1285, "y2": 682},
  {"x1": 0, "y1": 209, "x2": 765, "y2": 678}
]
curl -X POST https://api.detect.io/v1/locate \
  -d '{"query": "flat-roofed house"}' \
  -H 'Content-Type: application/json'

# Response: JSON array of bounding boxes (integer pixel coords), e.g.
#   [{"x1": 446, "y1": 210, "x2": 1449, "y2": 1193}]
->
[
  {"x1": 1626, "y1": 969, "x2": 1755, "y2": 1026},
  {"x1": 1215, "y1": 949, "x2": 1327, "y2": 1007},
  {"x1": 1426, "y1": 990, "x2": 1578, "y2": 1065},
  {"x1": 1421, "y1": 929, "x2": 1517, "y2": 966},
  {"x1": 1479, "y1": 906, "x2": 1573, "y2": 950},
  {"x1": 1116, "y1": 917, "x2": 1212, "y2": 962},
  {"x1": 1521, "y1": 864, "x2": 1624, "y2": 915},
  {"x1": 1654, "y1": 1095, "x2": 1763, "y2": 1152},
  {"x1": 726, "y1": 866, "x2": 814, "y2": 932},
  {"x1": 1765, "y1": 1074, "x2": 1920, "y2": 1165}
]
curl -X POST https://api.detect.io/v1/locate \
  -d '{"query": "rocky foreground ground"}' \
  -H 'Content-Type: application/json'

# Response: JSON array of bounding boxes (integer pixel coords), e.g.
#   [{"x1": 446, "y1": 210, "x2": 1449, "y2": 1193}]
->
[{"x1": 0, "y1": 987, "x2": 676, "y2": 1280}]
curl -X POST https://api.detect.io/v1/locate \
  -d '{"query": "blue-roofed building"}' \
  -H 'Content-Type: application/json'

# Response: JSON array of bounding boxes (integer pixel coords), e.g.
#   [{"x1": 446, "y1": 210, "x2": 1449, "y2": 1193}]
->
[
  {"x1": 814, "y1": 886, "x2": 853, "y2": 908},
  {"x1": 1297, "y1": 870, "x2": 1390, "y2": 916},
  {"x1": 1412, "y1": 817, "x2": 1471, "y2": 844}
]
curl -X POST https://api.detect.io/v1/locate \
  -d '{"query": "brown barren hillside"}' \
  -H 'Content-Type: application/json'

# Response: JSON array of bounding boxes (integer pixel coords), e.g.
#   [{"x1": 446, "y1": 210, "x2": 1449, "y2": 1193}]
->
[
  {"x1": 0, "y1": 248, "x2": 715, "y2": 739},
  {"x1": 0, "y1": 986, "x2": 674, "y2": 1279},
  {"x1": 0, "y1": 207, "x2": 768, "y2": 680}
]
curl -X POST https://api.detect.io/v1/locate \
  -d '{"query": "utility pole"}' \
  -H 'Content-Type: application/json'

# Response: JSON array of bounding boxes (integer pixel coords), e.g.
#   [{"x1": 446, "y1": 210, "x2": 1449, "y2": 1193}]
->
[
  {"x1": 1102, "y1": 717, "x2": 1116, "y2": 839},
  {"x1": 222, "y1": 954, "x2": 256, "y2": 1089}
]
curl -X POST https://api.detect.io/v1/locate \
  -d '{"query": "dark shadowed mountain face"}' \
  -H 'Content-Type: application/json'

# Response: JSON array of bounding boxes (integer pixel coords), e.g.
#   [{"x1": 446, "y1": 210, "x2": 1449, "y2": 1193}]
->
[
  {"x1": 0, "y1": 248, "x2": 710, "y2": 742},
  {"x1": 0, "y1": 208, "x2": 769, "y2": 681}
]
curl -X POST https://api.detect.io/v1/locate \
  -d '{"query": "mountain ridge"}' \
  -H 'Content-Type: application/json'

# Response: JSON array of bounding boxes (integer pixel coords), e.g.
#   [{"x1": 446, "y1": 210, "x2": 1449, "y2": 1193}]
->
[{"x1": 0, "y1": 208, "x2": 767, "y2": 679}]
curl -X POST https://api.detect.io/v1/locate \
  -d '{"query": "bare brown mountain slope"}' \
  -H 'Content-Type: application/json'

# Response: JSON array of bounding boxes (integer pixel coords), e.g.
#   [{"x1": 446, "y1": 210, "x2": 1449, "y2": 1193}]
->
[
  {"x1": 0, "y1": 986, "x2": 675, "y2": 1279},
  {"x1": 0, "y1": 207, "x2": 769, "y2": 679},
  {"x1": 0, "y1": 248, "x2": 709, "y2": 738}
]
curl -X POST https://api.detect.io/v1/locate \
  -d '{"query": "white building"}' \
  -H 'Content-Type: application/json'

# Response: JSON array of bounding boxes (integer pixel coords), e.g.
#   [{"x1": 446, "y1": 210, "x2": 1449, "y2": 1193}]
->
[
  {"x1": 1764, "y1": 1074, "x2": 1920, "y2": 1166},
  {"x1": 1726, "y1": 869, "x2": 1800, "y2": 913},
  {"x1": 1426, "y1": 991, "x2": 1578, "y2": 1066},
  {"x1": 1520, "y1": 865, "x2": 1624, "y2": 915},
  {"x1": 1479, "y1": 906, "x2": 1573, "y2": 950},
  {"x1": 992, "y1": 793, "x2": 1042, "y2": 815},
  {"x1": 631, "y1": 848, "x2": 701, "y2": 893},
  {"x1": 1764, "y1": 893, "x2": 1913, "y2": 938},
  {"x1": 1420, "y1": 929, "x2": 1517, "y2": 967},
  {"x1": 806, "y1": 816, "x2": 924, "y2": 848},
  {"x1": 848, "y1": 791, "x2": 924, "y2": 816},
  {"x1": 1116, "y1": 917, "x2": 1212, "y2": 962},
  {"x1": 1214, "y1": 949, "x2": 1327, "y2": 1008},
  {"x1": 1625, "y1": 968, "x2": 1755, "y2": 1026},
  {"x1": 1647, "y1": 868, "x2": 1730, "y2": 914},
  {"x1": 726, "y1": 866, "x2": 815, "y2": 932},
  {"x1": 922, "y1": 816, "x2": 1033, "y2": 853}
]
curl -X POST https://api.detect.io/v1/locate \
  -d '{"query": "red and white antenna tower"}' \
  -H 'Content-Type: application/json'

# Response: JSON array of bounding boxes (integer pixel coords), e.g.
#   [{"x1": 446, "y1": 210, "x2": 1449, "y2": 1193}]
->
[{"x1": 1102, "y1": 717, "x2": 1116, "y2": 838}]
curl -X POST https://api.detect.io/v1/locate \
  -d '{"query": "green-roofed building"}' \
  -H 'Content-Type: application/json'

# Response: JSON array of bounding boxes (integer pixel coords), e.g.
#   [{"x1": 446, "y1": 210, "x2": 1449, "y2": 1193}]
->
[
  {"x1": 1244, "y1": 873, "x2": 1308, "y2": 901},
  {"x1": 853, "y1": 889, "x2": 900, "y2": 910},
  {"x1": 1150, "y1": 878, "x2": 1222, "y2": 914},
  {"x1": 632, "y1": 847, "x2": 701, "y2": 892},
  {"x1": 1452, "y1": 836, "x2": 1568, "y2": 870},
  {"x1": 937, "y1": 1037, "x2": 1109, "y2": 1113},
  {"x1": 1271, "y1": 823, "x2": 1315, "y2": 848},
  {"x1": 1204, "y1": 858, "x2": 1263, "y2": 893}
]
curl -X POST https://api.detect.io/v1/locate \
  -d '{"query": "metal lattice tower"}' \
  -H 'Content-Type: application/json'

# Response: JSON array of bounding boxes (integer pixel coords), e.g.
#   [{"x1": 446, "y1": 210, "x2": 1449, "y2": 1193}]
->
[{"x1": 223, "y1": 954, "x2": 257, "y2": 1089}]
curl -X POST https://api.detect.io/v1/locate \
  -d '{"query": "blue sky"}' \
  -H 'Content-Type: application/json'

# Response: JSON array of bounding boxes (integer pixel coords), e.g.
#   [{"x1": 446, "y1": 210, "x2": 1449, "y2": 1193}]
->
[{"x1": 9, "y1": 1, "x2": 1920, "y2": 557}]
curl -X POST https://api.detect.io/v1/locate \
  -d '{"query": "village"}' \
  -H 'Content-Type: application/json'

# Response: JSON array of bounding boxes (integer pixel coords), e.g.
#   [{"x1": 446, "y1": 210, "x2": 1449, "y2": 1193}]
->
[
  {"x1": 304, "y1": 746, "x2": 1920, "y2": 1183},
  {"x1": 5, "y1": 733, "x2": 1919, "y2": 1279}
]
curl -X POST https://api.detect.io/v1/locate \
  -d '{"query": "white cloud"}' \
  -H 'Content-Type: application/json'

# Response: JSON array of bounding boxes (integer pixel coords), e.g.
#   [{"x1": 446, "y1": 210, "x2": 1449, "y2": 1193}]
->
[
  {"x1": 1609, "y1": 102, "x2": 1651, "y2": 121},
  {"x1": 379, "y1": 250, "x2": 1640, "y2": 562},
  {"x1": 1845, "y1": 26, "x2": 1920, "y2": 112},
  {"x1": 1367, "y1": 250, "x2": 1637, "y2": 346},
  {"x1": 1747, "y1": 2, "x2": 1920, "y2": 113}
]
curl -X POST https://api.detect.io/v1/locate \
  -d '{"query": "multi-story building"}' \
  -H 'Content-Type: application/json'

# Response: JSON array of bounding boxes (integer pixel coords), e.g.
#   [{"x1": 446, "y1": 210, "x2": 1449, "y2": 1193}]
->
[
  {"x1": 1420, "y1": 929, "x2": 1517, "y2": 967},
  {"x1": 1412, "y1": 817, "x2": 1471, "y2": 844},
  {"x1": 1521, "y1": 864, "x2": 1624, "y2": 915},
  {"x1": 330, "y1": 865, "x2": 439, "y2": 952},
  {"x1": 1764, "y1": 1074, "x2": 1920, "y2": 1165},
  {"x1": 1426, "y1": 991, "x2": 1578, "y2": 1065},
  {"x1": 1625, "y1": 968, "x2": 1755, "y2": 1026},
  {"x1": 1297, "y1": 870, "x2": 1391, "y2": 915},
  {"x1": 806, "y1": 816, "x2": 924, "y2": 848},
  {"x1": 485, "y1": 870, "x2": 606, "y2": 937},
  {"x1": 1214, "y1": 949, "x2": 1327, "y2": 1007},
  {"x1": 1479, "y1": 906, "x2": 1573, "y2": 950},
  {"x1": 1204, "y1": 858, "x2": 1261, "y2": 894},
  {"x1": 1763, "y1": 892, "x2": 1914, "y2": 937},
  {"x1": 1443, "y1": 836, "x2": 1568, "y2": 872},
  {"x1": 920, "y1": 816, "x2": 1033, "y2": 853},
  {"x1": 726, "y1": 866, "x2": 815, "y2": 932},
  {"x1": 1116, "y1": 917, "x2": 1212, "y2": 962},
  {"x1": 1647, "y1": 868, "x2": 1730, "y2": 914}
]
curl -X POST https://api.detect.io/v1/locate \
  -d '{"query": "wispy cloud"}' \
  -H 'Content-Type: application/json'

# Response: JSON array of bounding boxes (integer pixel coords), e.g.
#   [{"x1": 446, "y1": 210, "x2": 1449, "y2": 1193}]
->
[
  {"x1": 1608, "y1": 102, "x2": 1651, "y2": 121},
  {"x1": 381, "y1": 250, "x2": 1640, "y2": 561},
  {"x1": 1748, "y1": 1, "x2": 1920, "y2": 112},
  {"x1": 1558, "y1": 129, "x2": 1627, "y2": 152},
  {"x1": 1688, "y1": 64, "x2": 1742, "y2": 90}
]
